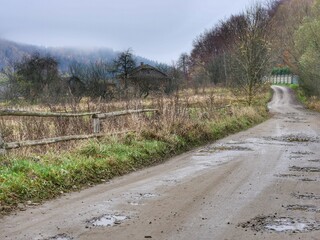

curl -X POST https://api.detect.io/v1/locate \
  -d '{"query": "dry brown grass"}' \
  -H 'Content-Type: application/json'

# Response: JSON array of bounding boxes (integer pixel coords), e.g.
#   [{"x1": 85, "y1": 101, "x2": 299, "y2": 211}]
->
[
  {"x1": 0, "y1": 87, "x2": 267, "y2": 155},
  {"x1": 306, "y1": 96, "x2": 320, "y2": 112}
]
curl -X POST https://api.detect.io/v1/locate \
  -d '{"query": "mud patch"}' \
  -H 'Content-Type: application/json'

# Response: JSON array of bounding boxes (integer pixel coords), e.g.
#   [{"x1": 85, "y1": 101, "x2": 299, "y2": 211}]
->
[
  {"x1": 289, "y1": 166, "x2": 320, "y2": 173},
  {"x1": 308, "y1": 159, "x2": 320, "y2": 163},
  {"x1": 300, "y1": 178, "x2": 317, "y2": 182},
  {"x1": 274, "y1": 173, "x2": 301, "y2": 178},
  {"x1": 289, "y1": 156, "x2": 302, "y2": 160},
  {"x1": 44, "y1": 234, "x2": 73, "y2": 240},
  {"x1": 285, "y1": 204, "x2": 320, "y2": 212},
  {"x1": 274, "y1": 173, "x2": 317, "y2": 181},
  {"x1": 128, "y1": 192, "x2": 160, "y2": 201},
  {"x1": 138, "y1": 193, "x2": 158, "y2": 199},
  {"x1": 87, "y1": 214, "x2": 128, "y2": 227},
  {"x1": 162, "y1": 179, "x2": 180, "y2": 184},
  {"x1": 238, "y1": 215, "x2": 320, "y2": 233},
  {"x1": 291, "y1": 151, "x2": 315, "y2": 155},
  {"x1": 291, "y1": 193, "x2": 320, "y2": 200},
  {"x1": 265, "y1": 135, "x2": 319, "y2": 143},
  {"x1": 199, "y1": 145, "x2": 253, "y2": 153}
]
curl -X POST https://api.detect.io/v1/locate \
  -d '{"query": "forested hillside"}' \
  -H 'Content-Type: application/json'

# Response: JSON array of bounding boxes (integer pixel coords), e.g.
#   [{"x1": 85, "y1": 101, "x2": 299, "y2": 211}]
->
[
  {"x1": 183, "y1": 0, "x2": 319, "y2": 97},
  {"x1": 0, "y1": 38, "x2": 156, "y2": 72}
]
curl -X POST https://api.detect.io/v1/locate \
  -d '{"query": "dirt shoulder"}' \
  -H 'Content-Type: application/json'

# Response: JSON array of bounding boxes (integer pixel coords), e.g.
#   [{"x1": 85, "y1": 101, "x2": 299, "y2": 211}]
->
[{"x1": 1, "y1": 86, "x2": 319, "y2": 240}]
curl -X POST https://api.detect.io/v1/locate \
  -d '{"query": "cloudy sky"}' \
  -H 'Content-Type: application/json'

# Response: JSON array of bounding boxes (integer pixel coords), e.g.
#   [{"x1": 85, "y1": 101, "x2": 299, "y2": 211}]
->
[{"x1": 0, "y1": 0, "x2": 256, "y2": 63}]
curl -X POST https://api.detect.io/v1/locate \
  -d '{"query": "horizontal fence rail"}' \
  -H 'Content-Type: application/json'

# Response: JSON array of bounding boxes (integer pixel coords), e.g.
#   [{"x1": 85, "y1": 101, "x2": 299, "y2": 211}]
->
[
  {"x1": 0, "y1": 108, "x2": 158, "y2": 153},
  {"x1": 92, "y1": 109, "x2": 159, "y2": 119},
  {"x1": 4, "y1": 131, "x2": 134, "y2": 150},
  {"x1": 92, "y1": 109, "x2": 159, "y2": 133},
  {"x1": 0, "y1": 109, "x2": 99, "y2": 117}
]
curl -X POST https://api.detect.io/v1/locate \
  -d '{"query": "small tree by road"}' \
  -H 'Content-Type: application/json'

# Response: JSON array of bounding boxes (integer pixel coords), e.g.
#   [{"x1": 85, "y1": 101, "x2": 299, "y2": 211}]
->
[{"x1": 226, "y1": 4, "x2": 272, "y2": 105}]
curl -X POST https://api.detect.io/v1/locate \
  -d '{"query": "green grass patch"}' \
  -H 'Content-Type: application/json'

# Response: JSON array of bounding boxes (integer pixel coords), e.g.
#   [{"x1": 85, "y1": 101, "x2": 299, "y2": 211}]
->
[{"x1": 289, "y1": 84, "x2": 307, "y2": 104}]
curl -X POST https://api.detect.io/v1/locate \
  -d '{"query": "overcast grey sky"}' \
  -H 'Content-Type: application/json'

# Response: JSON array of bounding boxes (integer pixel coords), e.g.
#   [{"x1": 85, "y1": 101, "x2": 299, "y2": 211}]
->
[{"x1": 0, "y1": 0, "x2": 256, "y2": 63}]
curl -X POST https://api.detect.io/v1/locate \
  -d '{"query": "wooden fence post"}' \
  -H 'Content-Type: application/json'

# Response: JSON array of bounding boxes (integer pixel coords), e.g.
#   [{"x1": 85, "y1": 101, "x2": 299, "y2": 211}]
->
[
  {"x1": 0, "y1": 133, "x2": 6, "y2": 155},
  {"x1": 93, "y1": 117, "x2": 101, "y2": 133}
]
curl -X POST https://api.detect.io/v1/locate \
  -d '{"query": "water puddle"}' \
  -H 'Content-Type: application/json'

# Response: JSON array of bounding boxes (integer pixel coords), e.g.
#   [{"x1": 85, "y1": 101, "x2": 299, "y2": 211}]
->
[
  {"x1": 88, "y1": 214, "x2": 128, "y2": 227},
  {"x1": 44, "y1": 234, "x2": 73, "y2": 240},
  {"x1": 266, "y1": 220, "x2": 307, "y2": 232},
  {"x1": 162, "y1": 179, "x2": 180, "y2": 184},
  {"x1": 198, "y1": 145, "x2": 252, "y2": 154},
  {"x1": 128, "y1": 201, "x2": 141, "y2": 206},
  {"x1": 138, "y1": 193, "x2": 159, "y2": 199},
  {"x1": 291, "y1": 151, "x2": 314, "y2": 155},
  {"x1": 300, "y1": 178, "x2": 317, "y2": 182},
  {"x1": 308, "y1": 159, "x2": 320, "y2": 163},
  {"x1": 286, "y1": 204, "x2": 320, "y2": 212},
  {"x1": 291, "y1": 192, "x2": 320, "y2": 200},
  {"x1": 265, "y1": 135, "x2": 319, "y2": 143},
  {"x1": 238, "y1": 215, "x2": 320, "y2": 233},
  {"x1": 289, "y1": 166, "x2": 320, "y2": 173},
  {"x1": 274, "y1": 173, "x2": 301, "y2": 178},
  {"x1": 274, "y1": 173, "x2": 317, "y2": 182}
]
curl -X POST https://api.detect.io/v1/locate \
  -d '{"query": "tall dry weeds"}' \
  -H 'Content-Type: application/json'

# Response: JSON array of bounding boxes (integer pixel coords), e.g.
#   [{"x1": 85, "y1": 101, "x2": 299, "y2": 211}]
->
[{"x1": 0, "y1": 87, "x2": 266, "y2": 155}]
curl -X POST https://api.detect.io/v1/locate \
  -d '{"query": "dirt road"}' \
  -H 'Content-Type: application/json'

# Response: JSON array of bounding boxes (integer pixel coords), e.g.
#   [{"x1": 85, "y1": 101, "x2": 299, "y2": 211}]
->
[{"x1": 1, "y1": 86, "x2": 320, "y2": 240}]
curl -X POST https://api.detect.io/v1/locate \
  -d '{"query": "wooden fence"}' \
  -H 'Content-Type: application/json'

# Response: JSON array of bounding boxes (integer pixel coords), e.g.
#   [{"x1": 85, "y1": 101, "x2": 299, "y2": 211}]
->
[{"x1": 0, "y1": 108, "x2": 158, "y2": 153}]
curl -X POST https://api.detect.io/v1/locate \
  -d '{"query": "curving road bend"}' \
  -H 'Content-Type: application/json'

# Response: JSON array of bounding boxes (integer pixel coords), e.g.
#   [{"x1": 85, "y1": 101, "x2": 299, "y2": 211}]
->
[{"x1": 1, "y1": 86, "x2": 320, "y2": 240}]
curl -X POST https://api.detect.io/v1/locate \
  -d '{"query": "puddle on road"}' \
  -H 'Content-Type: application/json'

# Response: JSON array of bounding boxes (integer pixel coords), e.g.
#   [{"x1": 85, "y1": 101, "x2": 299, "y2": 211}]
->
[
  {"x1": 291, "y1": 192, "x2": 320, "y2": 200},
  {"x1": 266, "y1": 220, "x2": 307, "y2": 232},
  {"x1": 44, "y1": 234, "x2": 73, "y2": 240},
  {"x1": 308, "y1": 159, "x2": 320, "y2": 163},
  {"x1": 264, "y1": 135, "x2": 319, "y2": 143},
  {"x1": 137, "y1": 193, "x2": 158, "y2": 199},
  {"x1": 274, "y1": 173, "x2": 318, "y2": 182},
  {"x1": 285, "y1": 204, "x2": 320, "y2": 213},
  {"x1": 88, "y1": 214, "x2": 128, "y2": 227},
  {"x1": 300, "y1": 178, "x2": 317, "y2": 182},
  {"x1": 291, "y1": 151, "x2": 315, "y2": 155},
  {"x1": 124, "y1": 192, "x2": 159, "y2": 201},
  {"x1": 238, "y1": 215, "x2": 320, "y2": 233},
  {"x1": 162, "y1": 179, "x2": 180, "y2": 184},
  {"x1": 289, "y1": 166, "x2": 320, "y2": 173},
  {"x1": 128, "y1": 201, "x2": 141, "y2": 206},
  {"x1": 274, "y1": 173, "x2": 301, "y2": 178},
  {"x1": 198, "y1": 145, "x2": 253, "y2": 154}
]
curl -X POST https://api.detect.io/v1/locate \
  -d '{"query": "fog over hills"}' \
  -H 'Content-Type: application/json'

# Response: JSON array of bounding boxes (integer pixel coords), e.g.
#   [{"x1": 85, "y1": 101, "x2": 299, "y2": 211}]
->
[{"x1": 0, "y1": 38, "x2": 158, "y2": 72}]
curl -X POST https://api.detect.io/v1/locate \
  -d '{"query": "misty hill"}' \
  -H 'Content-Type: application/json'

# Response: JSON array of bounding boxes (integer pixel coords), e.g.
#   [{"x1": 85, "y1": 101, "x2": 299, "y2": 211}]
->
[{"x1": 0, "y1": 38, "x2": 158, "y2": 72}]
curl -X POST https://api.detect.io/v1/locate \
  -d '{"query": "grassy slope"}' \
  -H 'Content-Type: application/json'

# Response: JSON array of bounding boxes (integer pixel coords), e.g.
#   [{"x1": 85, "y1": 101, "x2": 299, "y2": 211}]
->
[
  {"x1": 0, "y1": 93, "x2": 270, "y2": 215},
  {"x1": 289, "y1": 84, "x2": 320, "y2": 112}
]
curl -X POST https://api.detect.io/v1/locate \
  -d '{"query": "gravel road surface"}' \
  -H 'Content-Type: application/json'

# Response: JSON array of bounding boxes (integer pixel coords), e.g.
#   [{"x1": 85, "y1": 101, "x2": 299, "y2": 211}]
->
[{"x1": 1, "y1": 86, "x2": 320, "y2": 240}]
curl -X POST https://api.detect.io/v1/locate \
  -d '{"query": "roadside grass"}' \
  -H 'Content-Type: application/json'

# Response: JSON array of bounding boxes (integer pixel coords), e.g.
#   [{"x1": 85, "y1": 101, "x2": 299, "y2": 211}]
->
[
  {"x1": 0, "y1": 87, "x2": 270, "y2": 215},
  {"x1": 289, "y1": 84, "x2": 320, "y2": 112},
  {"x1": 305, "y1": 96, "x2": 320, "y2": 112}
]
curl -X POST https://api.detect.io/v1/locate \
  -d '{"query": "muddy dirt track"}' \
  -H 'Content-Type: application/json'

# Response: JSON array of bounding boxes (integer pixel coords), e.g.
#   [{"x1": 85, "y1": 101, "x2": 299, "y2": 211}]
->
[{"x1": 1, "y1": 86, "x2": 320, "y2": 240}]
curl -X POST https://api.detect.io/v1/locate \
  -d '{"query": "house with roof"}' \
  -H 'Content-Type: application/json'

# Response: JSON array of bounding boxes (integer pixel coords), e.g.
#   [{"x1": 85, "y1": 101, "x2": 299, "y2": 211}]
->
[{"x1": 123, "y1": 62, "x2": 172, "y2": 97}]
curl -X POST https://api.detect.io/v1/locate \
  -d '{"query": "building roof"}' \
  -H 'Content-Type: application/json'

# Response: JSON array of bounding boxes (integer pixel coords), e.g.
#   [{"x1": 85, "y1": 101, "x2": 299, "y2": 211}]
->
[{"x1": 128, "y1": 63, "x2": 169, "y2": 79}]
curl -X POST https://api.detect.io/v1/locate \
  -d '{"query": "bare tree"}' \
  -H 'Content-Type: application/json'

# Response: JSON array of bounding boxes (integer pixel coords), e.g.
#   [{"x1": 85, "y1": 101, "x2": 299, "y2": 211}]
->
[
  {"x1": 226, "y1": 4, "x2": 272, "y2": 105},
  {"x1": 113, "y1": 49, "x2": 136, "y2": 90},
  {"x1": 177, "y1": 53, "x2": 191, "y2": 83}
]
